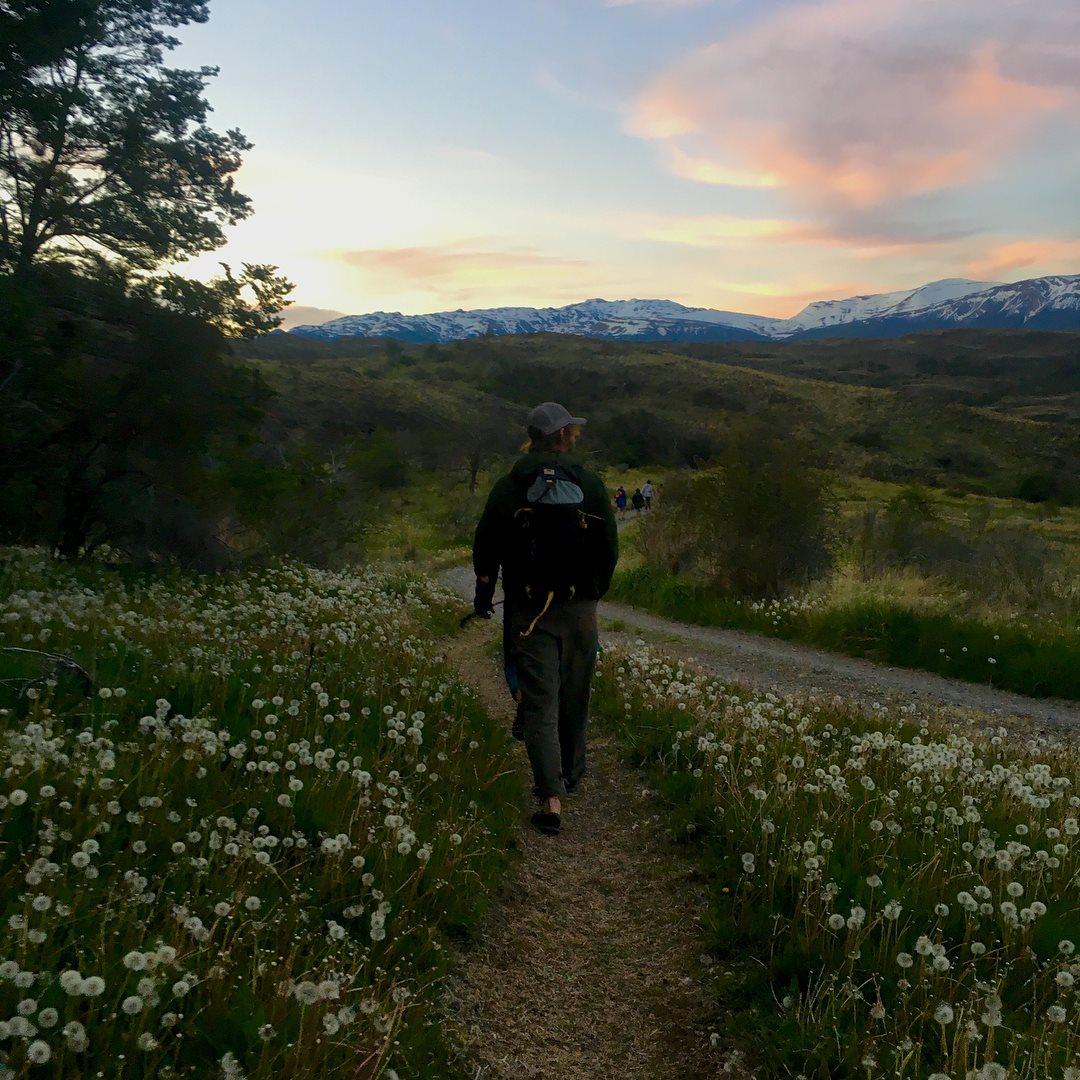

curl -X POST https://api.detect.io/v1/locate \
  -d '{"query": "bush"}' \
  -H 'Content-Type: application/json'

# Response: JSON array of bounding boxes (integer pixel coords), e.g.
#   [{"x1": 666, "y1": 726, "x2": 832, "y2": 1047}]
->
[
  {"x1": 0, "y1": 267, "x2": 270, "y2": 566},
  {"x1": 637, "y1": 424, "x2": 836, "y2": 597}
]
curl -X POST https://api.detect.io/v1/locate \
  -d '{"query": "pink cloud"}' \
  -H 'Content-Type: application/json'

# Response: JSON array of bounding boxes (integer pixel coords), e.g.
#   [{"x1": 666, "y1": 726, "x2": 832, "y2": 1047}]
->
[
  {"x1": 636, "y1": 212, "x2": 962, "y2": 253},
  {"x1": 628, "y1": 0, "x2": 1080, "y2": 209},
  {"x1": 339, "y1": 244, "x2": 584, "y2": 283},
  {"x1": 336, "y1": 243, "x2": 592, "y2": 306},
  {"x1": 966, "y1": 238, "x2": 1080, "y2": 279}
]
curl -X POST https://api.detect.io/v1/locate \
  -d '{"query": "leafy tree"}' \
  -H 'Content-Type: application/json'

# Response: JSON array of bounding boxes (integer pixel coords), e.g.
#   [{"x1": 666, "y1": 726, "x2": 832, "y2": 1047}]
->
[
  {"x1": 0, "y1": 0, "x2": 251, "y2": 276},
  {"x1": 134, "y1": 261, "x2": 295, "y2": 337},
  {"x1": 347, "y1": 429, "x2": 408, "y2": 491}
]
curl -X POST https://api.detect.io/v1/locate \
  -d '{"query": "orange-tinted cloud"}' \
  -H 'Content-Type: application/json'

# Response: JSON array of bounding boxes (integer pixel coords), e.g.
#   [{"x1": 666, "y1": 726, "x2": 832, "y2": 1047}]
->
[
  {"x1": 664, "y1": 146, "x2": 780, "y2": 189},
  {"x1": 712, "y1": 282, "x2": 867, "y2": 318},
  {"x1": 336, "y1": 243, "x2": 590, "y2": 306},
  {"x1": 629, "y1": 0, "x2": 1080, "y2": 209},
  {"x1": 966, "y1": 238, "x2": 1080, "y2": 279}
]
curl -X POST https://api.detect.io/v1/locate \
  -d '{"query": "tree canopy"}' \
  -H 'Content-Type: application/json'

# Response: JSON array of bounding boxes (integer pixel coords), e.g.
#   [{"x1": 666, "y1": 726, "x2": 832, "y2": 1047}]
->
[{"x1": 0, "y1": 0, "x2": 251, "y2": 275}]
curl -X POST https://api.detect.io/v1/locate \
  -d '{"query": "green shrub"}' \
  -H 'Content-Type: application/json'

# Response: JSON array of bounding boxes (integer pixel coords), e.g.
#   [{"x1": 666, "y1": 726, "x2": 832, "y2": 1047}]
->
[
  {"x1": 609, "y1": 566, "x2": 1080, "y2": 700},
  {"x1": 635, "y1": 424, "x2": 836, "y2": 597}
]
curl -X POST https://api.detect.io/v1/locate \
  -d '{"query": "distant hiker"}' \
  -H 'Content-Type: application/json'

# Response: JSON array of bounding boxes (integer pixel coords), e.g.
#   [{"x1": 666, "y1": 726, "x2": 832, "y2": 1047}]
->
[
  {"x1": 641, "y1": 480, "x2": 655, "y2": 510},
  {"x1": 614, "y1": 486, "x2": 628, "y2": 515},
  {"x1": 472, "y1": 402, "x2": 618, "y2": 837},
  {"x1": 631, "y1": 487, "x2": 645, "y2": 513}
]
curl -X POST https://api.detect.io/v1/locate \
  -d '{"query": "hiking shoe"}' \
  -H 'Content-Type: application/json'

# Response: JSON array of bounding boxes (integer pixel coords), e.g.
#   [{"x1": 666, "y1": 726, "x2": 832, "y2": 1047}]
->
[{"x1": 530, "y1": 810, "x2": 561, "y2": 836}]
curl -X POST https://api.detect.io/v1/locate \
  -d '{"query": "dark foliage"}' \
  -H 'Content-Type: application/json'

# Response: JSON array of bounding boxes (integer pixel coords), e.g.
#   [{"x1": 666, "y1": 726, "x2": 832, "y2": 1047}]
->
[{"x1": 0, "y1": 266, "x2": 270, "y2": 564}]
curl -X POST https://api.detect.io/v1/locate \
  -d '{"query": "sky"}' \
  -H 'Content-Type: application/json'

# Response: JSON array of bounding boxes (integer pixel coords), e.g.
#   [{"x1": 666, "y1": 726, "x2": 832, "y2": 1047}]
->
[{"x1": 172, "y1": 0, "x2": 1080, "y2": 325}]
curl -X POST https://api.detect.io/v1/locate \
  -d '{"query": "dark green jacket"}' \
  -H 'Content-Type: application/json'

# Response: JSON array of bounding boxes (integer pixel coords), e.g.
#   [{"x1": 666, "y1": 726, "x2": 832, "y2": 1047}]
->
[{"x1": 473, "y1": 452, "x2": 618, "y2": 601}]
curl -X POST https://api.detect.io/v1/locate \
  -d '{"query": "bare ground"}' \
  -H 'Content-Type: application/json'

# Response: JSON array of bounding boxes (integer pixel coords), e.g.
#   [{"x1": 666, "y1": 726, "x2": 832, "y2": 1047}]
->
[{"x1": 441, "y1": 620, "x2": 746, "y2": 1080}]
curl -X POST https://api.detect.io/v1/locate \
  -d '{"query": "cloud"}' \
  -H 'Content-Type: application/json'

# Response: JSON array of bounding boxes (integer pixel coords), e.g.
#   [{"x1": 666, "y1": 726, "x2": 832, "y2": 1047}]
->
[
  {"x1": 635, "y1": 212, "x2": 966, "y2": 253},
  {"x1": 965, "y1": 238, "x2": 1080, "y2": 279},
  {"x1": 710, "y1": 280, "x2": 868, "y2": 317},
  {"x1": 335, "y1": 243, "x2": 590, "y2": 306},
  {"x1": 663, "y1": 147, "x2": 781, "y2": 189},
  {"x1": 276, "y1": 305, "x2": 346, "y2": 329},
  {"x1": 629, "y1": 0, "x2": 1080, "y2": 209}
]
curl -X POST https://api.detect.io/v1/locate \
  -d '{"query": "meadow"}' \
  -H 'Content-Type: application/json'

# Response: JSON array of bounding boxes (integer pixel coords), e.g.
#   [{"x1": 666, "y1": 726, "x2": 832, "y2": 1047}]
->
[
  {"x1": 612, "y1": 479, "x2": 1080, "y2": 701},
  {"x1": 0, "y1": 549, "x2": 517, "y2": 1078},
  {"x1": 592, "y1": 644, "x2": 1080, "y2": 1079}
]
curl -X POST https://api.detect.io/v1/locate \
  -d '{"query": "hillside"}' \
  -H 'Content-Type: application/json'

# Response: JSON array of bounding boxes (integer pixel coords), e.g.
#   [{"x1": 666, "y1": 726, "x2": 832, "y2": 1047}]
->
[
  {"x1": 673, "y1": 330, "x2": 1080, "y2": 423},
  {"x1": 238, "y1": 333, "x2": 1079, "y2": 503}
]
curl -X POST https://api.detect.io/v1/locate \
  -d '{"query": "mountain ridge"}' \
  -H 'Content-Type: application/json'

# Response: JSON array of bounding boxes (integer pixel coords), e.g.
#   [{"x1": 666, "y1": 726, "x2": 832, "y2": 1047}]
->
[{"x1": 287, "y1": 274, "x2": 1080, "y2": 343}]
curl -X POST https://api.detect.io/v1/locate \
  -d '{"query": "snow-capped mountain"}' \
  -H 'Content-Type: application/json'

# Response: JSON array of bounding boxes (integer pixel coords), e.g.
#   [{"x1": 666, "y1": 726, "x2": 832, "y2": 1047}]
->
[
  {"x1": 782, "y1": 279, "x2": 1000, "y2": 334},
  {"x1": 287, "y1": 275, "x2": 1080, "y2": 344},
  {"x1": 794, "y1": 275, "x2": 1080, "y2": 338},
  {"x1": 290, "y1": 298, "x2": 776, "y2": 344}
]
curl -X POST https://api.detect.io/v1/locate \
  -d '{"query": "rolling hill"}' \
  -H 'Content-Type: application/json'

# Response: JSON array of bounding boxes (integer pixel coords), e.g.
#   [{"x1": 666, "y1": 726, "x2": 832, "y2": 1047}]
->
[{"x1": 239, "y1": 332, "x2": 1079, "y2": 504}]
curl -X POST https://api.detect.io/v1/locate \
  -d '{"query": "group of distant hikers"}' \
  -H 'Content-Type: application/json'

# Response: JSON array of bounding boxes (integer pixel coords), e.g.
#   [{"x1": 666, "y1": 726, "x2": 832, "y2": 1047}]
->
[
  {"x1": 612, "y1": 480, "x2": 654, "y2": 516},
  {"x1": 471, "y1": 402, "x2": 620, "y2": 837}
]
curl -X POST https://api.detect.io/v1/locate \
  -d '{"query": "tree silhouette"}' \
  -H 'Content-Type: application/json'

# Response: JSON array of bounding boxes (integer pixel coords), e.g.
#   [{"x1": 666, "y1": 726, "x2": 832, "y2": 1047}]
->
[{"x1": 0, "y1": 0, "x2": 251, "y2": 276}]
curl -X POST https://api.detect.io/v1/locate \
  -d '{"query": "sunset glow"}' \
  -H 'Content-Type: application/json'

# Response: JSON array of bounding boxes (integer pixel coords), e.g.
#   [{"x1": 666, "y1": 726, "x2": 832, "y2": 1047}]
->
[{"x1": 173, "y1": 0, "x2": 1080, "y2": 322}]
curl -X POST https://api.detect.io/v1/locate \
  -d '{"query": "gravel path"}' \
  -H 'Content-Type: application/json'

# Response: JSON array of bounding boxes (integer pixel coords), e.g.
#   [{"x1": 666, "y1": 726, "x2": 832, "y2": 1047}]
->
[{"x1": 441, "y1": 566, "x2": 1080, "y2": 732}]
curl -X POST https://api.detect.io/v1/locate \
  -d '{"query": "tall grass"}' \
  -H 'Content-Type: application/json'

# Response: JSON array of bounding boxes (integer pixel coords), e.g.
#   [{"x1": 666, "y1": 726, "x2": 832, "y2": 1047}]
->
[
  {"x1": 594, "y1": 646, "x2": 1080, "y2": 1079},
  {"x1": 0, "y1": 548, "x2": 517, "y2": 1078}
]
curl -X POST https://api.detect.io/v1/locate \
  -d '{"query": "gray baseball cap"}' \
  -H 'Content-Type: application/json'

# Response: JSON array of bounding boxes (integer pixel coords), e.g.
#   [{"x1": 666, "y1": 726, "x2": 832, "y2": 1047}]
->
[{"x1": 526, "y1": 401, "x2": 587, "y2": 435}]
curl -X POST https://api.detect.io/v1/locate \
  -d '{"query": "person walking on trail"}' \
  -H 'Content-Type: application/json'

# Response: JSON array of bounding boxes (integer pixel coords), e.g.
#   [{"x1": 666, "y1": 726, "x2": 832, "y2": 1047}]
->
[
  {"x1": 472, "y1": 402, "x2": 619, "y2": 837},
  {"x1": 614, "y1": 486, "x2": 628, "y2": 516},
  {"x1": 641, "y1": 480, "x2": 655, "y2": 510},
  {"x1": 631, "y1": 487, "x2": 645, "y2": 513}
]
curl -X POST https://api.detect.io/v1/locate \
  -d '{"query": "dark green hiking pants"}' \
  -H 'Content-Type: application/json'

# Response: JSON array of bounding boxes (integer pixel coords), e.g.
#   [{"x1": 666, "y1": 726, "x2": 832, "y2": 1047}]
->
[{"x1": 509, "y1": 598, "x2": 598, "y2": 800}]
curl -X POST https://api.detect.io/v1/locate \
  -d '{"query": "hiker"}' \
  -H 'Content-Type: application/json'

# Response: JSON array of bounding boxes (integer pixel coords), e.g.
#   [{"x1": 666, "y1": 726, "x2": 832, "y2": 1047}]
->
[
  {"x1": 631, "y1": 487, "x2": 645, "y2": 513},
  {"x1": 641, "y1": 480, "x2": 655, "y2": 510},
  {"x1": 472, "y1": 402, "x2": 618, "y2": 837},
  {"x1": 614, "y1": 486, "x2": 627, "y2": 516}
]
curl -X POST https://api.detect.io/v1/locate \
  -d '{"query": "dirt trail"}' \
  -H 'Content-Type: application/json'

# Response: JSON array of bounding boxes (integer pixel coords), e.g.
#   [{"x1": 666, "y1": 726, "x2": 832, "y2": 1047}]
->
[
  {"x1": 441, "y1": 566, "x2": 1080, "y2": 732},
  {"x1": 441, "y1": 621, "x2": 742, "y2": 1080}
]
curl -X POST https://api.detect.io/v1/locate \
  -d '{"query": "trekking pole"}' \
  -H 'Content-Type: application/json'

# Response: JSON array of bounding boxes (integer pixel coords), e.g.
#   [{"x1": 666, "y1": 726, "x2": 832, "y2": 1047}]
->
[{"x1": 458, "y1": 599, "x2": 504, "y2": 628}]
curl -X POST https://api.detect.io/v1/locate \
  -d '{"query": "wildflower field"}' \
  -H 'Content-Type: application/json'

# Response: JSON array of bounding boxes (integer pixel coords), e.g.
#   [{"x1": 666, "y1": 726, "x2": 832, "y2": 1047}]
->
[
  {"x1": 594, "y1": 648, "x2": 1080, "y2": 1080},
  {"x1": 0, "y1": 549, "x2": 517, "y2": 1078}
]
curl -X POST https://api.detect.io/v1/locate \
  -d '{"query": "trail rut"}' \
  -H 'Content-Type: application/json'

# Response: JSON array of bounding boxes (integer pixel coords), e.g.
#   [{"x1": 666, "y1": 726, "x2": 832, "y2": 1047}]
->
[{"x1": 441, "y1": 623, "x2": 743, "y2": 1080}]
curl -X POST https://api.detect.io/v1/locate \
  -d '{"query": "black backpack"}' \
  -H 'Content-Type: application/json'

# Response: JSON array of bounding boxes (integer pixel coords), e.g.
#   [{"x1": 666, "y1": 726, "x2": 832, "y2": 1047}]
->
[{"x1": 507, "y1": 463, "x2": 601, "y2": 602}]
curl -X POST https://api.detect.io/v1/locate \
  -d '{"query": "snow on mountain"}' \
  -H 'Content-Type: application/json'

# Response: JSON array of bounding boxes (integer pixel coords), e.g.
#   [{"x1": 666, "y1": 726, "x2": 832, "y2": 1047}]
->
[
  {"x1": 781, "y1": 279, "x2": 1000, "y2": 334},
  {"x1": 559, "y1": 298, "x2": 783, "y2": 337},
  {"x1": 793, "y1": 275, "x2": 1080, "y2": 338},
  {"x1": 287, "y1": 276, "x2": 1080, "y2": 344},
  {"x1": 290, "y1": 299, "x2": 774, "y2": 344}
]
